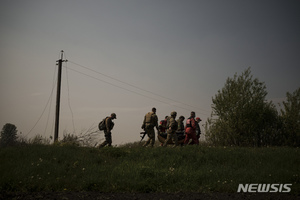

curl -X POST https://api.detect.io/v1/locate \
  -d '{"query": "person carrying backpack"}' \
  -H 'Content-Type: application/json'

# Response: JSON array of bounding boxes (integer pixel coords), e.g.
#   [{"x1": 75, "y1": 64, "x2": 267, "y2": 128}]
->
[
  {"x1": 184, "y1": 111, "x2": 199, "y2": 145},
  {"x1": 163, "y1": 111, "x2": 179, "y2": 147},
  {"x1": 158, "y1": 116, "x2": 168, "y2": 134},
  {"x1": 99, "y1": 113, "x2": 117, "y2": 148},
  {"x1": 141, "y1": 107, "x2": 159, "y2": 147},
  {"x1": 176, "y1": 115, "x2": 185, "y2": 134}
]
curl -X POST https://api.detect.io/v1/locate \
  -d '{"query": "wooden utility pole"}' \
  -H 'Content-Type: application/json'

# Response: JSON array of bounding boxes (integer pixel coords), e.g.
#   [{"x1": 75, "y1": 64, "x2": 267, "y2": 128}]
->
[{"x1": 54, "y1": 50, "x2": 67, "y2": 142}]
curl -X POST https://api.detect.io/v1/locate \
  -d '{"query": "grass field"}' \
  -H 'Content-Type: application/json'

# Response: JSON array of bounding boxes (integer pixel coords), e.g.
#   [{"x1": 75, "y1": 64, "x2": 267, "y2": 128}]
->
[{"x1": 0, "y1": 144, "x2": 299, "y2": 194}]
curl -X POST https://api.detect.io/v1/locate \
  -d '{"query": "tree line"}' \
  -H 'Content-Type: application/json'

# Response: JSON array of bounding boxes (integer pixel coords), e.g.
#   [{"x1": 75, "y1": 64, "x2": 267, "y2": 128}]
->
[{"x1": 205, "y1": 67, "x2": 300, "y2": 147}]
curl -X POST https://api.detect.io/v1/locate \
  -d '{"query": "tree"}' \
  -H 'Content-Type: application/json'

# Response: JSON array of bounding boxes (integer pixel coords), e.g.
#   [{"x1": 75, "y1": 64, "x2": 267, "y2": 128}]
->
[
  {"x1": 0, "y1": 123, "x2": 18, "y2": 146},
  {"x1": 205, "y1": 68, "x2": 279, "y2": 146},
  {"x1": 280, "y1": 87, "x2": 300, "y2": 146}
]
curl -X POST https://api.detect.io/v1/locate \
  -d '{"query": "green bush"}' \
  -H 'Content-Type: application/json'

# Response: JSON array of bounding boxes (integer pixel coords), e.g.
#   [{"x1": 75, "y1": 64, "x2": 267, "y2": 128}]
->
[{"x1": 0, "y1": 123, "x2": 18, "y2": 146}]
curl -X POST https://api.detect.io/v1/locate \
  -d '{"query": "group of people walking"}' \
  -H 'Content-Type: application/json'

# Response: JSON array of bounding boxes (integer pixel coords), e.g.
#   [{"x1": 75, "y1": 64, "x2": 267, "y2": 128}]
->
[
  {"x1": 141, "y1": 107, "x2": 202, "y2": 147},
  {"x1": 98, "y1": 108, "x2": 202, "y2": 148}
]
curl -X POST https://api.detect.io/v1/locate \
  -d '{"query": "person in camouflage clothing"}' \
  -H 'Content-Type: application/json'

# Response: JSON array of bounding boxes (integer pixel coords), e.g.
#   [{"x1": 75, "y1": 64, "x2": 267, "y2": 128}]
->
[
  {"x1": 176, "y1": 116, "x2": 185, "y2": 134},
  {"x1": 141, "y1": 107, "x2": 159, "y2": 147},
  {"x1": 163, "y1": 111, "x2": 178, "y2": 147}
]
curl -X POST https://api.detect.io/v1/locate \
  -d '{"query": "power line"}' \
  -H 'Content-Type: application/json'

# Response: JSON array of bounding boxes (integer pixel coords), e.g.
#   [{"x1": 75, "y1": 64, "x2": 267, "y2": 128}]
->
[
  {"x1": 65, "y1": 63, "x2": 209, "y2": 115},
  {"x1": 26, "y1": 65, "x2": 57, "y2": 137},
  {"x1": 65, "y1": 61, "x2": 76, "y2": 134},
  {"x1": 64, "y1": 67, "x2": 179, "y2": 107},
  {"x1": 43, "y1": 64, "x2": 57, "y2": 136},
  {"x1": 68, "y1": 60, "x2": 210, "y2": 115}
]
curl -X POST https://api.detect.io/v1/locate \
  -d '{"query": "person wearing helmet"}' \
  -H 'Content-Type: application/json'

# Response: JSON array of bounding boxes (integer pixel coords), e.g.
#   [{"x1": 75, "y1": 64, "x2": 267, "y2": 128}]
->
[
  {"x1": 176, "y1": 115, "x2": 186, "y2": 141},
  {"x1": 184, "y1": 111, "x2": 199, "y2": 145},
  {"x1": 163, "y1": 111, "x2": 179, "y2": 147},
  {"x1": 177, "y1": 116, "x2": 185, "y2": 133},
  {"x1": 141, "y1": 107, "x2": 159, "y2": 147},
  {"x1": 99, "y1": 113, "x2": 117, "y2": 148}
]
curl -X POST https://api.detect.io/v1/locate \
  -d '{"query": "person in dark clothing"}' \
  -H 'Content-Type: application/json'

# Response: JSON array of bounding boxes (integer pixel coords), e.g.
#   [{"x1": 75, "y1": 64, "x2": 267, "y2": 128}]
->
[
  {"x1": 99, "y1": 113, "x2": 117, "y2": 148},
  {"x1": 195, "y1": 117, "x2": 202, "y2": 141}
]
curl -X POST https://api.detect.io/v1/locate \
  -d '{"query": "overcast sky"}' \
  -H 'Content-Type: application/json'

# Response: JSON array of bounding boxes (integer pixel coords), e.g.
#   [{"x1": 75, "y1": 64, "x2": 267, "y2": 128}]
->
[{"x1": 1, "y1": 0, "x2": 299, "y2": 145}]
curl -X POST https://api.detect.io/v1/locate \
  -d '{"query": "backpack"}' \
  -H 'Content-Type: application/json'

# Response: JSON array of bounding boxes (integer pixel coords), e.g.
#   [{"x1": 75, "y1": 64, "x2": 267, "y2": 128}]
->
[
  {"x1": 166, "y1": 116, "x2": 177, "y2": 130},
  {"x1": 166, "y1": 116, "x2": 171, "y2": 128},
  {"x1": 98, "y1": 117, "x2": 107, "y2": 131},
  {"x1": 186, "y1": 117, "x2": 192, "y2": 127},
  {"x1": 145, "y1": 112, "x2": 153, "y2": 123},
  {"x1": 144, "y1": 112, "x2": 154, "y2": 129}
]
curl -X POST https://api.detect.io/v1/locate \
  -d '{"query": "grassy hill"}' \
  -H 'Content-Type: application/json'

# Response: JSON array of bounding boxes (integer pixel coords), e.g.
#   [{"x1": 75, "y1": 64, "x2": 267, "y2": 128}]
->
[{"x1": 0, "y1": 144, "x2": 299, "y2": 194}]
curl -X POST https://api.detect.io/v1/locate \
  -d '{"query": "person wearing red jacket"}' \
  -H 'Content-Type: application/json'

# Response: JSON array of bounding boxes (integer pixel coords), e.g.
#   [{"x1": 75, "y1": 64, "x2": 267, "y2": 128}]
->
[
  {"x1": 159, "y1": 116, "x2": 168, "y2": 133},
  {"x1": 184, "y1": 111, "x2": 199, "y2": 145}
]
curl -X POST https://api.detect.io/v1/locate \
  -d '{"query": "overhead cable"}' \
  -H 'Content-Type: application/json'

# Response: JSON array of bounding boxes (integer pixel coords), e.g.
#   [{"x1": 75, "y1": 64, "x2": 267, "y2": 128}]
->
[
  {"x1": 64, "y1": 66, "x2": 202, "y2": 113},
  {"x1": 68, "y1": 60, "x2": 210, "y2": 114}
]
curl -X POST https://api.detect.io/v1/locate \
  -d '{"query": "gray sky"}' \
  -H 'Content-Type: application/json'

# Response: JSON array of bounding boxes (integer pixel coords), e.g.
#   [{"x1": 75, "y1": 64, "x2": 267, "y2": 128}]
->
[{"x1": 1, "y1": 0, "x2": 299, "y2": 145}]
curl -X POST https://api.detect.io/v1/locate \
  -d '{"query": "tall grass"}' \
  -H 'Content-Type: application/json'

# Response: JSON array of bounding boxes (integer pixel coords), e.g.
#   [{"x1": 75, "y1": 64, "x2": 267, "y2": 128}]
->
[{"x1": 0, "y1": 144, "x2": 299, "y2": 193}]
